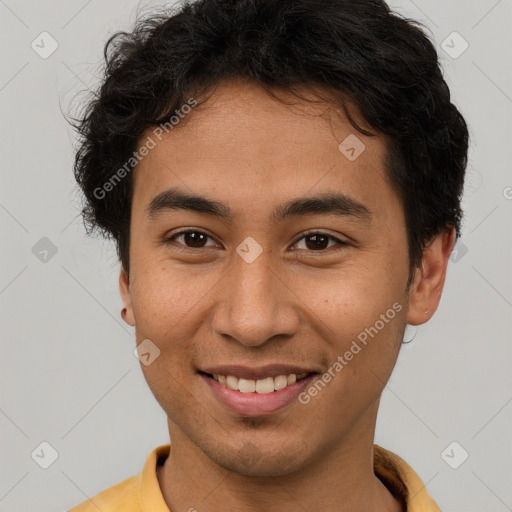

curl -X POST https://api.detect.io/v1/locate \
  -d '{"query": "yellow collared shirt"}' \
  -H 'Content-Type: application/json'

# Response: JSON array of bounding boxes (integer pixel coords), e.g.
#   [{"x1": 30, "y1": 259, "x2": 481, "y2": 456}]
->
[{"x1": 68, "y1": 444, "x2": 441, "y2": 511}]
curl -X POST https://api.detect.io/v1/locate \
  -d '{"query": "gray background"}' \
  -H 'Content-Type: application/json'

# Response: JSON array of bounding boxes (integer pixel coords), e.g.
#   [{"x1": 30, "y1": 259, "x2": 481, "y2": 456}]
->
[{"x1": 0, "y1": 0, "x2": 511, "y2": 510}]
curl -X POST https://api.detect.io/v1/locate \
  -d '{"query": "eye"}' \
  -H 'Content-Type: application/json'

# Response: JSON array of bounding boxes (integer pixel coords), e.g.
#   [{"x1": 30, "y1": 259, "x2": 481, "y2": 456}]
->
[
  {"x1": 164, "y1": 230, "x2": 218, "y2": 250},
  {"x1": 291, "y1": 231, "x2": 347, "y2": 252},
  {"x1": 163, "y1": 229, "x2": 347, "y2": 253}
]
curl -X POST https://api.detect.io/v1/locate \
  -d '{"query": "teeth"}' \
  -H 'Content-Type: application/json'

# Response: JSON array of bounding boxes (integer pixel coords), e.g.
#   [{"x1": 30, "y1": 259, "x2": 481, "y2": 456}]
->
[
  {"x1": 212, "y1": 373, "x2": 310, "y2": 393},
  {"x1": 255, "y1": 377, "x2": 275, "y2": 394},
  {"x1": 287, "y1": 374, "x2": 297, "y2": 385},
  {"x1": 226, "y1": 375, "x2": 239, "y2": 391},
  {"x1": 274, "y1": 375, "x2": 288, "y2": 390},
  {"x1": 238, "y1": 378, "x2": 256, "y2": 393}
]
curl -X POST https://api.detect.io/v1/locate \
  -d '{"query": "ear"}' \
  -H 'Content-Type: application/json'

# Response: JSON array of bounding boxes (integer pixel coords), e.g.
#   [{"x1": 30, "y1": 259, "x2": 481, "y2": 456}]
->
[
  {"x1": 119, "y1": 266, "x2": 136, "y2": 326},
  {"x1": 406, "y1": 226, "x2": 457, "y2": 326}
]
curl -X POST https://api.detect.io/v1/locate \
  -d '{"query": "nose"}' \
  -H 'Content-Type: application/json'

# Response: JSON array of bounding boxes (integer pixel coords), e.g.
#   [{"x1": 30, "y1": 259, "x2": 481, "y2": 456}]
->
[{"x1": 210, "y1": 247, "x2": 300, "y2": 347}]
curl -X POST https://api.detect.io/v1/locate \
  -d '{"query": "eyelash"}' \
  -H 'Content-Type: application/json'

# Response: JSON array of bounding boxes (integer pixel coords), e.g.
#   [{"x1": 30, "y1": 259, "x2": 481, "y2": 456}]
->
[{"x1": 163, "y1": 229, "x2": 347, "y2": 253}]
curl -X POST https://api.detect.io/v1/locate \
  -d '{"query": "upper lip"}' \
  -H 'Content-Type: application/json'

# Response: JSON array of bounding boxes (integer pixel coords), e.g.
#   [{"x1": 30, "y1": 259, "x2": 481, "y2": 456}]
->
[{"x1": 199, "y1": 364, "x2": 319, "y2": 380}]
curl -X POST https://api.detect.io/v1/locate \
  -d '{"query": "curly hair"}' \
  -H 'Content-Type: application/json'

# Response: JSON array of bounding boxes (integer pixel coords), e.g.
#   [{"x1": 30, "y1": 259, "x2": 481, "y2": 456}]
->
[{"x1": 69, "y1": 0, "x2": 469, "y2": 287}]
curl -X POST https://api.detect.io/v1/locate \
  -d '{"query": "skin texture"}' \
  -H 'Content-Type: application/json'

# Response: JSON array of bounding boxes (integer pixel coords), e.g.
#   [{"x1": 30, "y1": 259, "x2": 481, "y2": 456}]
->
[{"x1": 119, "y1": 78, "x2": 455, "y2": 512}]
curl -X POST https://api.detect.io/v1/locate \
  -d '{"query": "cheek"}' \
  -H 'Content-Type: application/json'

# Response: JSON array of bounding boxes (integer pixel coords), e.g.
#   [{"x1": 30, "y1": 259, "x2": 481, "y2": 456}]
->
[
  {"x1": 130, "y1": 267, "x2": 200, "y2": 404},
  {"x1": 298, "y1": 262, "x2": 407, "y2": 391},
  {"x1": 129, "y1": 261, "x2": 214, "y2": 336},
  {"x1": 302, "y1": 261, "x2": 404, "y2": 332}
]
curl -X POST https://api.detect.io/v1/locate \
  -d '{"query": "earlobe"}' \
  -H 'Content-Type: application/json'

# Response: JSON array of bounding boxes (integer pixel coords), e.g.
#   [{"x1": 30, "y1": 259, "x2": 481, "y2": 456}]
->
[
  {"x1": 119, "y1": 266, "x2": 136, "y2": 326},
  {"x1": 406, "y1": 227, "x2": 456, "y2": 326}
]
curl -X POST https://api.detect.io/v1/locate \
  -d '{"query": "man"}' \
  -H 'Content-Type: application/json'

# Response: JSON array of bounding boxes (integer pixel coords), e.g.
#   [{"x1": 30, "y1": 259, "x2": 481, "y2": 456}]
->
[{"x1": 68, "y1": 0, "x2": 469, "y2": 510}]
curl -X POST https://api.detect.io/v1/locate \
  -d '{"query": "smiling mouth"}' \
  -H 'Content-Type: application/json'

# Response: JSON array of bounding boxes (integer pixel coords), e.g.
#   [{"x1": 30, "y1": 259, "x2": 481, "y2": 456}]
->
[{"x1": 200, "y1": 371, "x2": 315, "y2": 394}]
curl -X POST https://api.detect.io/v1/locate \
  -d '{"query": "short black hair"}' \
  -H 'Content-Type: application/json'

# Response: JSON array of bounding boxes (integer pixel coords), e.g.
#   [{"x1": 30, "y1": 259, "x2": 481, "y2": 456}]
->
[{"x1": 69, "y1": 0, "x2": 469, "y2": 285}]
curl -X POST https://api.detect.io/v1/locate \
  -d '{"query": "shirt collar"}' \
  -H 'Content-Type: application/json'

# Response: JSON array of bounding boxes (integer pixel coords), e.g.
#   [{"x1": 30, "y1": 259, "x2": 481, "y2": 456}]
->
[{"x1": 139, "y1": 443, "x2": 441, "y2": 512}]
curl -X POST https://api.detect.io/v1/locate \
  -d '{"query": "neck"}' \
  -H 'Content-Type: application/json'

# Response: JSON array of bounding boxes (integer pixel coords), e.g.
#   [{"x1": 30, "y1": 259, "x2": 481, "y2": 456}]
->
[{"x1": 157, "y1": 402, "x2": 403, "y2": 512}]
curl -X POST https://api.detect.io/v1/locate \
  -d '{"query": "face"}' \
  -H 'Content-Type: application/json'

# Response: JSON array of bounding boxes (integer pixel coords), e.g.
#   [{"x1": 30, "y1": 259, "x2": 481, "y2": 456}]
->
[{"x1": 120, "y1": 79, "x2": 442, "y2": 477}]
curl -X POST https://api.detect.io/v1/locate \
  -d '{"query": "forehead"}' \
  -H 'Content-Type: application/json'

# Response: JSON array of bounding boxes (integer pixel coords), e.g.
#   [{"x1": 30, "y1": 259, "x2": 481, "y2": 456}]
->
[{"x1": 131, "y1": 79, "x2": 394, "y2": 219}]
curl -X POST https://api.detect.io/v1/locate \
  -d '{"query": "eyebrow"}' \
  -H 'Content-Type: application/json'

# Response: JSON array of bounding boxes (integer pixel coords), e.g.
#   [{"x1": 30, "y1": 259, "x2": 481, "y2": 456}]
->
[{"x1": 146, "y1": 187, "x2": 372, "y2": 225}]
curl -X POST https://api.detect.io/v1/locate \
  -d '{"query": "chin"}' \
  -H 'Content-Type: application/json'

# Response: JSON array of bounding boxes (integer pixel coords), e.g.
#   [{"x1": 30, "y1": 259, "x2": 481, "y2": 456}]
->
[{"x1": 206, "y1": 436, "x2": 311, "y2": 477}]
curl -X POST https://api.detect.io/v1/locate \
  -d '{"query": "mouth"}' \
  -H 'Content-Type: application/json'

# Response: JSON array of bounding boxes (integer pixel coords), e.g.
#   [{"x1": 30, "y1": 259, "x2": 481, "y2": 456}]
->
[
  {"x1": 198, "y1": 369, "x2": 319, "y2": 416},
  {"x1": 199, "y1": 371, "x2": 313, "y2": 393}
]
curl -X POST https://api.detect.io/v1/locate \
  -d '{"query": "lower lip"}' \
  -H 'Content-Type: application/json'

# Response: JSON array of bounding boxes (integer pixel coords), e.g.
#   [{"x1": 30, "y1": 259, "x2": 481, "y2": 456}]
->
[{"x1": 199, "y1": 373, "x2": 317, "y2": 416}]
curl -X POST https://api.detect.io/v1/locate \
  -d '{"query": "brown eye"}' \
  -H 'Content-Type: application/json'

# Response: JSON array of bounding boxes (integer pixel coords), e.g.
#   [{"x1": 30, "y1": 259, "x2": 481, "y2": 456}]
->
[
  {"x1": 292, "y1": 232, "x2": 346, "y2": 252},
  {"x1": 163, "y1": 230, "x2": 347, "y2": 253},
  {"x1": 164, "y1": 230, "x2": 217, "y2": 249}
]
